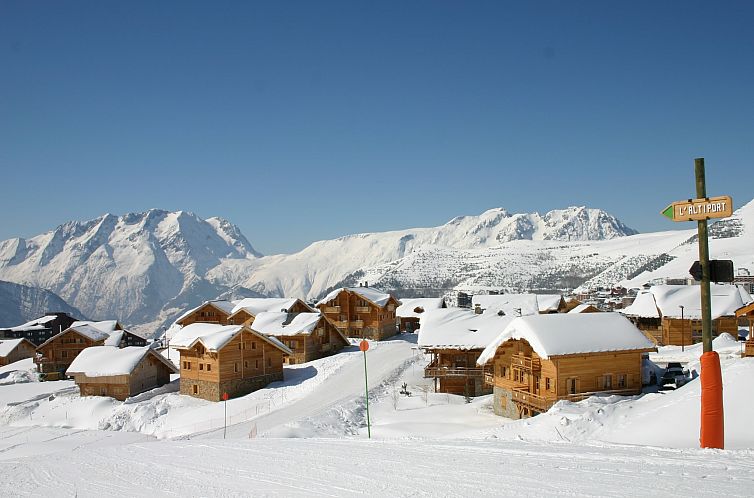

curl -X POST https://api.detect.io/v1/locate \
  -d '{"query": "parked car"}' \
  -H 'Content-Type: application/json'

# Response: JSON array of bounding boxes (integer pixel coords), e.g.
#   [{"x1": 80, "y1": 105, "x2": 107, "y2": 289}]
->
[{"x1": 659, "y1": 362, "x2": 690, "y2": 388}]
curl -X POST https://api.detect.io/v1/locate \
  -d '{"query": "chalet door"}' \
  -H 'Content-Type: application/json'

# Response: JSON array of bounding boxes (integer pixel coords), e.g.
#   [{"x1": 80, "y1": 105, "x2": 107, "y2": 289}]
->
[{"x1": 567, "y1": 378, "x2": 577, "y2": 395}]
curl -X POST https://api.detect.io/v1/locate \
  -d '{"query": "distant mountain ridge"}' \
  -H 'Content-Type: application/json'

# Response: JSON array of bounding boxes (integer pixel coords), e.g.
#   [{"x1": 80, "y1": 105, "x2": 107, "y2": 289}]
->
[
  {"x1": 0, "y1": 280, "x2": 86, "y2": 327},
  {"x1": 4, "y1": 201, "x2": 747, "y2": 338}
]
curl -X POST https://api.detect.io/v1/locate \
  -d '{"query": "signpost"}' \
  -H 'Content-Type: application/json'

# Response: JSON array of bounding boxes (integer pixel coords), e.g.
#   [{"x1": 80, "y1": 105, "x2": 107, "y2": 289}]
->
[
  {"x1": 661, "y1": 158, "x2": 729, "y2": 449},
  {"x1": 222, "y1": 391, "x2": 229, "y2": 439},
  {"x1": 359, "y1": 340, "x2": 371, "y2": 439}
]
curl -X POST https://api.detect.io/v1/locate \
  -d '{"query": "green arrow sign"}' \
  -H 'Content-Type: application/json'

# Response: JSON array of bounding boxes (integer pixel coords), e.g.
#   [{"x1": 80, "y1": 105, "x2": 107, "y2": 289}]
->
[{"x1": 661, "y1": 205, "x2": 674, "y2": 220}]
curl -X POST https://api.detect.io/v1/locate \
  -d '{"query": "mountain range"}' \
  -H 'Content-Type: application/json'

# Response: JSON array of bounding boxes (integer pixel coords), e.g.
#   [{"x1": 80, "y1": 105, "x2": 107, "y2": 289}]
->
[{"x1": 0, "y1": 201, "x2": 751, "y2": 337}]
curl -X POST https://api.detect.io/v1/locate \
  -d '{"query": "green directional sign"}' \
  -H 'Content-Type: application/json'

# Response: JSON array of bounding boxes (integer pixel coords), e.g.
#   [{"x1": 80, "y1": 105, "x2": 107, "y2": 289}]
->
[
  {"x1": 661, "y1": 195, "x2": 733, "y2": 222},
  {"x1": 661, "y1": 205, "x2": 674, "y2": 220}
]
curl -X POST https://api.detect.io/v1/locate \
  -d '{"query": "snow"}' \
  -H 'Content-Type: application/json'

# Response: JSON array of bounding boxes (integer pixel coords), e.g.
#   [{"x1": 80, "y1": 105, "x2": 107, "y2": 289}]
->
[
  {"x1": 66, "y1": 346, "x2": 177, "y2": 377},
  {"x1": 621, "y1": 284, "x2": 748, "y2": 319},
  {"x1": 8, "y1": 314, "x2": 58, "y2": 330},
  {"x1": 478, "y1": 312, "x2": 656, "y2": 364},
  {"x1": 230, "y1": 297, "x2": 310, "y2": 316},
  {"x1": 395, "y1": 297, "x2": 445, "y2": 318},
  {"x1": 250, "y1": 312, "x2": 322, "y2": 336},
  {"x1": 170, "y1": 322, "x2": 291, "y2": 354},
  {"x1": 71, "y1": 319, "x2": 120, "y2": 334},
  {"x1": 0, "y1": 338, "x2": 30, "y2": 357},
  {"x1": 317, "y1": 287, "x2": 394, "y2": 308},
  {"x1": 471, "y1": 293, "x2": 540, "y2": 316},
  {"x1": 537, "y1": 294, "x2": 563, "y2": 312},
  {"x1": 567, "y1": 303, "x2": 592, "y2": 313},
  {"x1": 418, "y1": 308, "x2": 513, "y2": 350}
]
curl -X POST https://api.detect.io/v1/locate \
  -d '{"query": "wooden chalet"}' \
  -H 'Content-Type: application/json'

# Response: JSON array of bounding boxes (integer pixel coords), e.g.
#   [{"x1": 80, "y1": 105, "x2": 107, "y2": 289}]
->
[
  {"x1": 0, "y1": 312, "x2": 78, "y2": 346},
  {"x1": 396, "y1": 297, "x2": 446, "y2": 332},
  {"x1": 736, "y1": 302, "x2": 754, "y2": 358},
  {"x1": 34, "y1": 321, "x2": 145, "y2": 379},
  {"x1": 0, "y1": 338, "x2": 36, "y2": 366},
  {"x1": 477, "y1": 313, "x2": 655, "y2": 418},
  {"x1": 175, "y1": 300, "x2": 237, "y2": 327},
  {"x1": 471, "y1": 294, "x2": 540, "y2": 317},
  {"x1": 250, "y1": 312, "x2": 349, "y2": 365},
  {"x1": 621, "y1": 284, "x2": 745, "y2": 346},
  {"x1": 567, "y1": 304, "x2": 600, "y2": 314},
  {"x1": 171, "y1": 323, "x2": 292, "y2": 401},
  {"x1": 227, "y1": 298, "x2": 314, "y2": 326},
  {"x1": 316, "y1": 286, "x2": 400, "y2": 340},
  {"x1": 66, "y1": 346, "x2": 177, "y2": 401},
  {"x1": 418, "y1": 308, "x2": 515, "y2": 397},
  {"x1": 537, "y1": 294, "x2": 567, "y2": 314}
]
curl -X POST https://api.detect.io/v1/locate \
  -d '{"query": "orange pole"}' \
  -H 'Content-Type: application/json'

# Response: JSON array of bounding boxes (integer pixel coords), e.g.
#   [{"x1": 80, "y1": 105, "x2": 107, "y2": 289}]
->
[{"x1": 699, "y1": 351, "x2": 724, "y2": 448}]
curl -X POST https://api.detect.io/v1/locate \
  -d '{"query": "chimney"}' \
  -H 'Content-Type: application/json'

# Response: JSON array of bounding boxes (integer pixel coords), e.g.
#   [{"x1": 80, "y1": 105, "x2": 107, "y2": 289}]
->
[{"x1": 474, "y1": 303, "x2": 483, "y2": 315}]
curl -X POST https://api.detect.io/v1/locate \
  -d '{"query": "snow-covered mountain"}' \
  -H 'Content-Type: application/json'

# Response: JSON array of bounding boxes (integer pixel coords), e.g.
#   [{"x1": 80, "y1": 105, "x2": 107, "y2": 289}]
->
[
  {"x1": 0, "y1": 210, "x2": 261, "y2": 335},
  {"x1": 1, "y1": 201, "x2": 751, "y2": 337},
  {"x1": 0, "y1": 280, "x2": 86, "y2": 327}
]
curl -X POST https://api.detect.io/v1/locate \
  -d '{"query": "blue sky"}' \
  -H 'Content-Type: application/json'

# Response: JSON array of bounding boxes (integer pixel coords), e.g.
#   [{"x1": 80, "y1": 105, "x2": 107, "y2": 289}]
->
[{"x1": 2, "y1": 1, "x2": 753, "y2": 254}]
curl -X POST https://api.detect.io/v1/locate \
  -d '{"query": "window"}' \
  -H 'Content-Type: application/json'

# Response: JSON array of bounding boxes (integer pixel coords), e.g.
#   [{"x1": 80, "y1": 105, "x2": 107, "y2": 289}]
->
[
  {"x1": 255, "y1": 360, "x2": 259, "y2": 369},
  {"x1": 603, "y1": 374, "x2": 612, "y2": 390},
  {"x1": 252, "y1": 341, "x2": 257, "y2": 350},
  {"x1": 62, "y1": 350, "x2": 68, "y2": 358},
  {"x1": 244, "y1": 361, "x2": 248, "y2": 368},
  {"x1": 500, "y1": 365, "x2": 507, "y2": 378},
  {"x1": 617, "y1": 374, "x2": 626, "y2": 388},
  {"x1": 238, "y1": 343, "x2": 242, "y2": 350},
  {"x1": 192, "y1": 385, "x2": 198, "y2": 394},
  {"x1": 267, "y1": 357, "x2": 271, "y2": 367},
  {"x1": 207, "y1": 364, "x2": 211, "y2": 372},
  {"x1": 545, "y1": 378, "x2": 551, "y2": 391},
  {"x1": 199, "y1": 364, "x2": 204, "y2": 371},
  {"x1": 234, "y1": 362, "x2": 239, "y2": 373}
]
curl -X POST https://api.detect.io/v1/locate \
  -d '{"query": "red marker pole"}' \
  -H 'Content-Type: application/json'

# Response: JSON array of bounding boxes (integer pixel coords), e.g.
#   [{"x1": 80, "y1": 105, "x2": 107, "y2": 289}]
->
[
  {"x1": 222, "y1": 392, "x2": 229, "y2": 439},
  {"x1": 359, "y1": 340, "x2": 371, "y2": 439}
]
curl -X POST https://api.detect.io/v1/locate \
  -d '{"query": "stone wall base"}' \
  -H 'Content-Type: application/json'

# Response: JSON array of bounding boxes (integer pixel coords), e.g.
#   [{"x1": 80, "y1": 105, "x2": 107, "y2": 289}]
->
[{"x1": 181, "y1": 372, "x2": 284, "y2": 402}]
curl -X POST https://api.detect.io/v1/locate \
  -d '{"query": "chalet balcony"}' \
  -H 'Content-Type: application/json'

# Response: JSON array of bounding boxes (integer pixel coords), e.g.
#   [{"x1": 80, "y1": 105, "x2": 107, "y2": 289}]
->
[
  {"x1": 512, "y1": 353, "x2": 541, "y2": 371},
  {"x1": 744, "y1": 340, "x2": 754, "y2": 358},
  {"x1": 350, "y1": 320, "x2": 364, "y2": 328},
  {"x1": 333, "y1": 320, "x2": 349, "y2": 328},
  {"x1": 483, "y1": 370, "x2": 494, "y2": 386},
  {"x1": 355, "y1": 306, "x2": 371, "y2": 313},
  {"x1": 511, "y1": 387, "x2": 550, "y2": 413},
  {"x1": 323, "y1": 306, "x2": 340, "y2": 313},
  {"x1": 424, "y1": 361, "x2": 483, "y2": 379}
]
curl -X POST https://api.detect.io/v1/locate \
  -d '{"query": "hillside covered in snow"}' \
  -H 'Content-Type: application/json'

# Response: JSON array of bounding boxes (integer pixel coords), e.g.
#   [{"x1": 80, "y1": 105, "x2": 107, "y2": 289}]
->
[{"x1": 0, "y1": 280, "x2": 86, "y2": 327}]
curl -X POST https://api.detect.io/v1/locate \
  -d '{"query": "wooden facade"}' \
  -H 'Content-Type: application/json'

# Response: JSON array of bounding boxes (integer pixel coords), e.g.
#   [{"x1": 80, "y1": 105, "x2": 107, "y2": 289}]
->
[
  {"x1": 69, "y1": 350, "x2": 177, "y2": 401},
  {"x1": 275, "y1": 318, "x2": 349, "y2": 365},
  {"x1": 736, "y1": 302, "x2": 754, "y2": 358},
  {"x1": 35, "y1": 329, "x2": 105, "y2": 378},
  {"x1": 317, "y1": 289, "x2": 399, "y2": 340},
  {"x1": 0, "y1": 338, "x2": 36, "y2": 366},
  {"x1": 176, "y1": 327, "x2": 288, "y2": 402},
  {"x1": 0, "y1": 312, "x2": 78, "y2": 346},
  {"x1": 483, "y1": 338, "x2": 651, "y2": 418},
  {"x1": 228, "y1": 299, "x2": 313, "y2": 327},
  {"x1": 423, "y1": 348, "x2": 491, "y2": 397},
  {"x1": 176, "y1": 302, "x2": 234, "y2": 327}
]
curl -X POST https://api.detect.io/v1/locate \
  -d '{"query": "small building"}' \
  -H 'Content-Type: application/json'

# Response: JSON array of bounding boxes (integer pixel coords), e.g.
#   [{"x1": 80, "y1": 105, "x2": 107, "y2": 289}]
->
[
  {"x1": 250, "y1": 312, "x2": 349, "y2": 365},
  {"x1": 0, "y1": 338, "x2": 36, "y2": 366},
  {"x1": 477, "y1": 313, "x2": 655, "y2": 418},
  {"x1": 736, "y1": 302, "x2": 754, "y2": 358},
  {"x1": 0, "y1": 312, "x2": 78, "y2": 346},
  {"x1": 171, "y1": 323, "x2": 292, "y2": 401},
  {"x1": 316, "y1": 287, "x2": 400, "y2": 340},
  {"x1": 621, "y1": 284, "x2": 746, "y2": 346},
  {"x1": 66, "y1": 346, "x2": 177, "y2": 401},
  {"x1": 175, "y1": 300, "x2": 238, "y2": 327},
  {"x1": 567, "y1": 304, "x2": 600, "y2": 314},
  {"x1": 537, "y1": 294, "x2": 567, "y2": 314},
  {"x1": 396, "y1": 297, "x2": 446, "y2": 332},
  {"x1": 419, "y1": 308, "x2": 513, "y2": 397},
  {"x1": 34, "y1": 321, "x2": 144, "y2": 379},
  {"x1": 471, "y1": 294, "x2": 540, "y2": 317},
  {"x1": 227, "y1": 298, "x2": 314, "y2": 326}
]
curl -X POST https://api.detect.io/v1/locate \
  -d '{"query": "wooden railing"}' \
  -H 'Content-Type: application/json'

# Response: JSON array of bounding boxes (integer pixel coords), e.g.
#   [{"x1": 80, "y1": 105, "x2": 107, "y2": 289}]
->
[
  {"x1": 424, "y1": 362, "x2": 484, "y2": 378},
  {"x1": 512, "y1": 353, "x2": 541, "y2": 371},
  {"x1": 511, "y1": 386, "x2": 640, "y2": 414},
  {"x1": 355, "y1": 306, "x2": 371, "y2": 313},
  {"x1": 350, "y1": 320, "x2": 364, "y2": 328},
  {"x1": 743, "y1": 340, "x2": 754, "y2": 358},
  {"x1": 333, "y1": 321, "x2": 348, "y2": 328},
  {"x1": 323, "y1": 306, "x2": 340, "y2": 313}
]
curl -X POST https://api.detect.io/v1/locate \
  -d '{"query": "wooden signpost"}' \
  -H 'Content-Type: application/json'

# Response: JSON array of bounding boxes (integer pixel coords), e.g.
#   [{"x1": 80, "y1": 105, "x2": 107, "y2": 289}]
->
[{"x1": 661, "y1": 158, "x2": 730, "y2": 450}]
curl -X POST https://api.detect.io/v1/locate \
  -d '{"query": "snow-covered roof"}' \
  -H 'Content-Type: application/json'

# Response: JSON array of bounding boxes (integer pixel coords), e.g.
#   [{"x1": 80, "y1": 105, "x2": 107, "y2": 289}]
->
[
  {"x1": 317, "y1": 287, "x2": 395, "y2": 308},
  {"x1": 0, "y1": 338, "x2": 32, "y2": 357},
  {"x1": 170, "y1": 323, "x2": 291, "y2": 354},
  {"x1": 568, "y1": 304, "x2": 596, "y2": 314},
  {"x1": 477, "y1": 313, "x2": 656, "y2": 365},
  {"x1": 418, "y1": 308, "x2": 513, "y2": 350},
  {"x1": 471, "y1": 294, "x2": 539, "y2": 317},
  {"x1": 250, "y1": 312, "x2": 322, "y2": 337},
  {"x1": 230, "y1": 298, "x2": 311, "y2": 317},
  {"x1": 71, "y1": 320, "x2": 121, "y2": 334},
  {"x1": 620, "y1": 284, "x2": 747, "y2": 320},
  {"x1": 174, "y1": 300, "x2": 239, "y2": 324},
  {"x1": 537, "y1": 294, "x2": 564, "y2": 313},
  {"x1": 66, "y1": 346, "x2": 177, "y2": 377},
  {"x1": 395, "y1": 298, "x2": 445, "y2": 319},
  {"x1": 6, "y1": 314, "x2": 58, "y2": 331}
]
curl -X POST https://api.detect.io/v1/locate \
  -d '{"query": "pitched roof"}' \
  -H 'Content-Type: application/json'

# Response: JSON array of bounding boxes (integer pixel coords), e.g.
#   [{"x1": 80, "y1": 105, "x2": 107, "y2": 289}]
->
[
  {"x1": 0, "y1": 338, "x2": 34, "y2": 357},
  {"x1": 174, "y1": 300, "x2": 239, "y2": 324},
  {"x1": 477, "y1": 313, "x2": 656, "y2": 365},
  {"x1": 230, "y1": 298, "x2": 313, "y2": 317},
  {"x1": 66, "y1": 346, "x2": 178, "y2": 377},
  {"x1": 250, "y1": 312, "x2": 322, "y2": 337},
  {"x1": 537, "y1": 294, "x2": 564, "y2": 313},
  {"x1": 418, "y1": 308, "x2": 513, "y2": 350},
  {"x1": 5, "y1": 314, "x2": 59, "y2": 331},
  {"x1": 471, "y1": 294, "x2": 540, "y2": 317},
  {"x1": 317, "y1": 287, "x2": 395, "y2": 308},
  {"x1": 37, "y1": 321, "x2": 128, "y2": 350},
  {"x1": 621, "y1": 284, "x2": 748, "y2": 320},
  {"x1": 396, "y1": 298, "x2": 445, "y2": 319},
  {"x1": 170, "y1": 323, "x2": 291, "y2": 355},
  {"x1": 568, "y1": 304, "x2": 598, "y2": 314},
  {"x1": 71, "y1": 320, "x2": 121, "y2": 334}
]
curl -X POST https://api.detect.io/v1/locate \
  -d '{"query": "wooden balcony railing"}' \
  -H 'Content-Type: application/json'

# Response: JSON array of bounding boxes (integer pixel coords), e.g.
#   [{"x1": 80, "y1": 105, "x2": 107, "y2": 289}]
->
[
  {"x1": 511, "y1": 387, "x2": 550, "y2": 412},
  {"x1": 350, "y1": 320, "x2": 364, "y2": 328},
  {"x1": 744, "y1": 340, "x2": 754, "y2": 358},
  {"x1": 512, "y1": 353, "x2": 541, "y2": 371},
  {"x1": 323, "y1": 306, "x2": 340, "y2": 313},
  {"x1": 424, "y1": 362, "x2": 484, "y2": 378},
  {"x1": 355, "y1": 306, "x2": 371, "y2": 313},
  {"x1": 333, "y1": 320, "x2": 348, "y2": 328}
]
